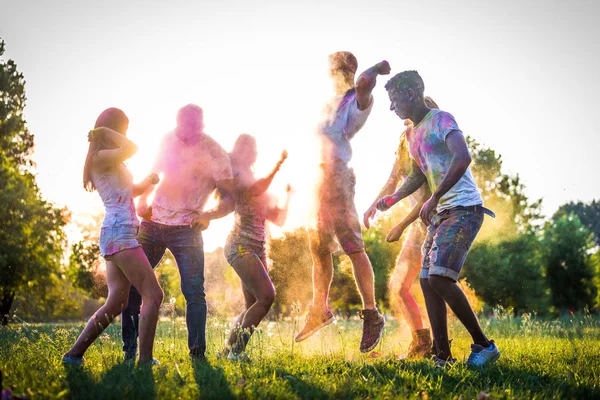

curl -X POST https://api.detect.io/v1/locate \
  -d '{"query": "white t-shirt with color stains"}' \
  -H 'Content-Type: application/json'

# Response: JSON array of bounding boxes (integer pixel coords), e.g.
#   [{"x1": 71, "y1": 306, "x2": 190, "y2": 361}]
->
[{"x1": 407, "y1": 109, "x2": 482, "y2": 212}]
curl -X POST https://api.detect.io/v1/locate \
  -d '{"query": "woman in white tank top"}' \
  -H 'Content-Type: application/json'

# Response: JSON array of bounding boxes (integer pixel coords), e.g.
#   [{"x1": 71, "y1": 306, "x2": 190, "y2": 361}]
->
[{"x1": 62, "y1": 108, "x2": 164, "y2": 365}]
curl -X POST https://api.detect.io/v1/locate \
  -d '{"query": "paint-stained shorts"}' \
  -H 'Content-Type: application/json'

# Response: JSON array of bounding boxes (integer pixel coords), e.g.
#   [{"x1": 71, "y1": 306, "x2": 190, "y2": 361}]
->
[
  {"x1": 420, "y1": 207, "x2": 483, "y2": 281},
  {"x1": 310, "y1": 165, "x2": 364, "y2": 255},
  {"x1": 99, "y1": 224, "x2": 140, "y2": 258},
  {"x1": 224, "y1": 235, "x2": 268, "y2": 267}
]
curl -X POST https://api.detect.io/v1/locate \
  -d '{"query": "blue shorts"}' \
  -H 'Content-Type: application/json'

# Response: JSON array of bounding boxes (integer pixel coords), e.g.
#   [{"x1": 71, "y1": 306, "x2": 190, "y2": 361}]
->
[
  {"x1": 99, "y1": 225, "x2": 140, "y2": 258},
  {"x1": 420, "y1": 207, "x2": 484, "y2": 281}
]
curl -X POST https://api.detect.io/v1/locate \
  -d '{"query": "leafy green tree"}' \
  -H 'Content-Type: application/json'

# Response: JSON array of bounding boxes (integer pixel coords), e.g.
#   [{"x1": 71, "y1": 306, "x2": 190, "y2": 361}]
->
[
  {"x1": 463, "y1": 234, "x2": 548, "y2": 314},
  {"x1": 468, "y1": 137, "x2": 543, "y2": 238},
  {"x1": 554, "y1": 200, "x2": 600, "y2": 245},
  {"x1": 0, "y1": 38, "x2": 66, "y2": 324},
  {"x1": 0, "y1": 40, "x2": 34, "y2": 167},
  {"x1": 543, "y1": 213, "x2": 597, "y2": 313},
  {"x1": 0, "y1": 154, "x2": 66, "y2": 323}
]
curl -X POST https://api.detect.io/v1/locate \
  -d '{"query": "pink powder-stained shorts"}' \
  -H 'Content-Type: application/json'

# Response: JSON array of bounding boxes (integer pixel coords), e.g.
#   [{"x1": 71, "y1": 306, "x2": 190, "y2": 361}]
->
[{"x1": 99, "y1": 225, "x2": 140, "y2": 258}]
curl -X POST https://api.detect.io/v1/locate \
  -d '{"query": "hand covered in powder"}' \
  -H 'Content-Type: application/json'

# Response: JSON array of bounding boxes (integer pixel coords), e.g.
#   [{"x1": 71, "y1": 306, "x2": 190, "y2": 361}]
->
[
  {"x1": 420, "y1": 195, "x2": 439, "y2": 226},
  {"x1": 137, "y1": 201, "x2": 152, "y2": 220},
  {"x1": 377, "y1": 60, "x2": 391, "y2": 75},
  {"x1": 386, "y1": 222, "x2": 407, "y2": 242},
  {"x1": 191, "y1": 215, "x2": 210, "y2": 231},
  {"x1": 87, "y1": 128, "x2": 103, "y2": 142},
  {"x1": 277, "y1": 150, "x2": 288, "y2": 167},
  {"x1": 363, "y1": 205, "x2": 377, "y2": 229},
  {"x1": 147, "y1": 173, "x2": 160, "y2": 185},
  {"x1": 376, "y1": 195, "x2": 397, "y2": 212}
]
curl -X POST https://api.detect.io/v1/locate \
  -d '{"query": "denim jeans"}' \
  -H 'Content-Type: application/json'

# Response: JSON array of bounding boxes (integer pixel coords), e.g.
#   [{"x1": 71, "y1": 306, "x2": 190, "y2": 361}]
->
[
  {"x1": 122, "y1": 220, "x2": 206, "y2": 356},
  {"x1": 420, "y1": 206, "x2": 484, "y2": 282}
]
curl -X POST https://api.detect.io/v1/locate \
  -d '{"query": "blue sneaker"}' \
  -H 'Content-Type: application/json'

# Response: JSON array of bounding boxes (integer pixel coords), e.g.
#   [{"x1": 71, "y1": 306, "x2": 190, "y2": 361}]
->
[
  {"x1": 62, "y1": 354, "x2": 85, "y2": 365},
  {"x1": 466, "y1": 340, "x2": 500, "y2": 367}
]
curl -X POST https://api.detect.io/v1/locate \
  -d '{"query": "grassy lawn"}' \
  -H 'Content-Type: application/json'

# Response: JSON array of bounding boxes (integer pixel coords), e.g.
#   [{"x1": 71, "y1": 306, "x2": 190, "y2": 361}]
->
[{"x1": 1, "y1": 313, "x2": 599, "y2": 399}]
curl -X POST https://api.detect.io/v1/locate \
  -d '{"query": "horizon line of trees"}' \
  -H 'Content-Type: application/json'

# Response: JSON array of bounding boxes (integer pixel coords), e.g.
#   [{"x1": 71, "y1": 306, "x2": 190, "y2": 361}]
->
[{"x1": 1, "y1": 37, "x2": 599, "y2": 324}]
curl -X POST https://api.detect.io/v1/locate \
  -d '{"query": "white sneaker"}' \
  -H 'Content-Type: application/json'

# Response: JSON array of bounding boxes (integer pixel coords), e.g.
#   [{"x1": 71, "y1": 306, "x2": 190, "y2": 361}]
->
[{"x1": 466, "y1": 340, "x2": 500, "y2": 367}]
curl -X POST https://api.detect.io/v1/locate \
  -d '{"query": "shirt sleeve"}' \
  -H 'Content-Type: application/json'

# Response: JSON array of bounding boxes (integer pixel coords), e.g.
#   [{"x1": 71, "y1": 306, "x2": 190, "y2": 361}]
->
[
  {"x1": 435, "y1": 111, "x2": 462, "y2": 143},
  {"x1": 345, "y1": 95, "x2": 374, "y2": 140}
]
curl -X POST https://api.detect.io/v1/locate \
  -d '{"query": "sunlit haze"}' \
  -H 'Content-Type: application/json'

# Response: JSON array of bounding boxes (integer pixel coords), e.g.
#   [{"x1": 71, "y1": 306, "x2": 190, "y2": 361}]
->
[{"x1": 1, "y1": 0, "x2": 599, "y2": 251}]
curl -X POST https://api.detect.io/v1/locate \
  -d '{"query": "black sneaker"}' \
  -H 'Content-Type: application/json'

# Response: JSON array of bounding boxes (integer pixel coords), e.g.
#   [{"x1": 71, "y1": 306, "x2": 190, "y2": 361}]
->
[
  {"x1": 190, "y1": 347, "x2": 207, "y2": 362},
  {"x1": 295, "y1": 306, "x2": 335, "y2": 342},
  {"x1": 358, "y1": 308, "x2": 385, "y2": 353},
  {"x1": 432, "y1": 355, "x2": 456, "y2": 368}
]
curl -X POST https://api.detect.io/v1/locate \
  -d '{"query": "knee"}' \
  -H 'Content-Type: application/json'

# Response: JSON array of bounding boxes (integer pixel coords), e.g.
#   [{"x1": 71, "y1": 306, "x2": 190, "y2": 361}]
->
[
  {"x1": 258, "y1": 289, "x2": 275, "y2": 309},
  {"x1": 143, "y1": 286, "x2": 164, "y2": 308},
  {"x1": 104, "y1": 296, "x2": 129, "y2": 318},
  {"x1": 398, "y1": 282, "x2": 413, "y2": 299}
]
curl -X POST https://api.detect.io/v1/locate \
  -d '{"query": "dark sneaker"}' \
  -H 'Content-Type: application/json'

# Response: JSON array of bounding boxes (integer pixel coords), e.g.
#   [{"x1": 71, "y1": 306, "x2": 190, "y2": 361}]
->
[
  {"x1": 190, "y1": 347, "x2": 207, "y2": 362},
  {"x1": 359, "y1": 308, "x2": 385, "y2": 353},
  {"x1": 432, "y1": 355, "x2": 456, "y2": 368},
  {"x1": 295, "y1": 306, "x2": 335, "y2": 342},
  {"x1": 466, "y1": 340, "x2": 500, "y2": 367},
  {"x1": 406, "y1": 328, "x2": 432, "y2": 358},
  {"x1": 429, "y1": 338, "x2": 453, "y2": 358},
  {"x1": 62, "y1": 354, "x2": 85, "y2": 365}
]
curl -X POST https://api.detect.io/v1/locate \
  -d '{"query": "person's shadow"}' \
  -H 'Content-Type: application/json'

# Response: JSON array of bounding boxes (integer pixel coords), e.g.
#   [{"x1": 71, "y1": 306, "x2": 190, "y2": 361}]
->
[
  {"x1": 64, "y1": 362, "x2": 156, "y2": 400},
  {"x1": 192, "y1": 360, "x2": 235, "y2": 400}
]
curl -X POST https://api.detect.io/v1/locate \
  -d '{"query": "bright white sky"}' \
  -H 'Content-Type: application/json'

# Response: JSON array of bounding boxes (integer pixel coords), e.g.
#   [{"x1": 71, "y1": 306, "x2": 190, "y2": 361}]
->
[{"x1": 1, "y1": 0, "x2": 599, "y2": 251}]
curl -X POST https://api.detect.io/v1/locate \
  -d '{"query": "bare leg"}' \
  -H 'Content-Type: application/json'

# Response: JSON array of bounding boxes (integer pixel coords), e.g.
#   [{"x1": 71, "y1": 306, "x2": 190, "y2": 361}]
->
[
  {"x1": 110, "y1": 247, "x2": 164, "y2": 362},
  {"x1": 420, "y1": 278, "x2": 451, "y2": 359},
  {"x1": 389, "y1": 246, "x2": 424, "y2": 331},
  {"x1": 310, "y1": 246, "x2": 334, "y2": 310},
  {"x1": 227, "y1": 254, "x2": 275, "y2": 353},
  {"x1": 226, "y1": 284, "x2": 255, "y2": 349},
  {"x1": 348, "y1": 251, "x2": 376, "y2": 310},
  {"x1": 65, "y1": 261, "x2": 130, "y2": 357},
  {"x1": 428, "y1": 275, "x2": 490, "y2": 347}
]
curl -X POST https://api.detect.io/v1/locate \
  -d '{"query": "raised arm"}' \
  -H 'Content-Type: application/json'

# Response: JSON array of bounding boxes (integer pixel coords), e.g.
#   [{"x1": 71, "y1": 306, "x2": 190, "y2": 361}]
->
[
  {"x1": 376, "y1": 159, "x2": 427, "y2": 212},
  {"x1": 90, "y1": 128, "x2": 138, "y2": 168},
  {"x1": 267, "y1": 184, "x2": 293, "y2": 227},
  {"x1": 419, "y1": 130, "x2": 471, "y2": 225},
  {"x1": 355, "y1": 60, "x2": 391, "y2": 110},
  {"x1": 248, "y1": 150, "x2": 287, "y2": 197}
]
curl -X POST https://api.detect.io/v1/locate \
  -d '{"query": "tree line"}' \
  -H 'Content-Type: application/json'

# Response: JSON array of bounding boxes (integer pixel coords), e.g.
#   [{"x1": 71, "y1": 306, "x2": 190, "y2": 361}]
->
[{"x1": 1, "y1": 38, "x2": 598, "y2": 324}]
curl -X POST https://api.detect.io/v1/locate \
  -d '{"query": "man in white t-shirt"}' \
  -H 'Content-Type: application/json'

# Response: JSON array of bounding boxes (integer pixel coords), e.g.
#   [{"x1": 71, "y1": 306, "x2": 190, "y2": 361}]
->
[
  {"x1": 376, "y1": 71, "x2": 500, "y2": 368},
  {"x1": 121, "y1": 104, "x2": 234, "y2": 361},
  {"x1": 295, "y1": 51, "x2": 390, "y2": 353}
]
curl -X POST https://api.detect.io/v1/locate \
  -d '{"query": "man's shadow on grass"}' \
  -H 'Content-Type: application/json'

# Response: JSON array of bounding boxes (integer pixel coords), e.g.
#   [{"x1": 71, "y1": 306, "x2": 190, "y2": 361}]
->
[
  {"x1": 275, "y1": 369, "x2": 330, "y2": 400},
  {"x1": 191, "y1": 360, "x2": 235, "y2": 400},
  {"x1": 64, "y1": 362, "x2": 156, "y2": 400}
]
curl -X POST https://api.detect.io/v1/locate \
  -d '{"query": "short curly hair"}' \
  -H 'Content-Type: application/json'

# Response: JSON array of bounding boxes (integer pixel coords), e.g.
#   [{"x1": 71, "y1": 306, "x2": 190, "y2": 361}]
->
[{"x1": 385, "y1": 70, "x2": 425, "y2": 97}]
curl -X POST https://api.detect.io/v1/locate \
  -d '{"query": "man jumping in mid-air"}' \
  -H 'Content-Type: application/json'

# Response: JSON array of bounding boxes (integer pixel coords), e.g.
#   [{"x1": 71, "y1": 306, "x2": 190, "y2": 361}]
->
[{"x1": 295, "y1": 51, "x2": 390, "y2": 353}]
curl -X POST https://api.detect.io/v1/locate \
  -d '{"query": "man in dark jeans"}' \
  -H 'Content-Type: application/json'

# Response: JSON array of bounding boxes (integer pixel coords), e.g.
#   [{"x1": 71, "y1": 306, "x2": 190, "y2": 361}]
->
[
  {"x1": 376, "y1": 71, "x2": 500, "y2": 368},
  {"x1": 122, "y1": 104, "x2": 234, "y2": 361}
]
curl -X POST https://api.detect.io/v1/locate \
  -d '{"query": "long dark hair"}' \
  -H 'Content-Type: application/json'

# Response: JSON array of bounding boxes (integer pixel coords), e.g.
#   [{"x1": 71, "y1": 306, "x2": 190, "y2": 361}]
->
[{"x1": 83, "y1": 108, "x2": 129, "y2": 192}]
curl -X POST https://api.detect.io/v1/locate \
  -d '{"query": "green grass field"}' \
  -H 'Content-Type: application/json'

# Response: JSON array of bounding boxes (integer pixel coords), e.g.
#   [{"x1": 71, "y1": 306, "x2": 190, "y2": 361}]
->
[{"x1": 1, "y1": 312, "x2": 599, "y2": 399}]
